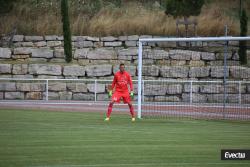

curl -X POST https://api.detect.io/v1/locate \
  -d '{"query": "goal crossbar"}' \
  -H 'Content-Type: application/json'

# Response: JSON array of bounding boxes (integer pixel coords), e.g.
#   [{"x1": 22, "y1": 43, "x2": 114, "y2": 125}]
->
[{"x1": 139, "y1": 36, "x2": 250, "y2": 42}]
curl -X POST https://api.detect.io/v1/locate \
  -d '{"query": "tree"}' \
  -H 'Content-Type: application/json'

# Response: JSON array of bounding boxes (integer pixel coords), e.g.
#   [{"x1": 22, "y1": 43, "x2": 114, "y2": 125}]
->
[
  {"x1": 239, "y1": 9, "x2": 248, "y2": 65},
  {"x1": 165, "y1": 0, "x2": 204, "y2": 37},
  {"x1": 165, "y1": 0, "x2": 204, "y2": 18},
  {"x1": 114, "y1": 0, "x2": 122, "y2": 8},
  {"x1": 61, "y1": 0, "x2": 72, "y2": 63},
  {"x1": 0, "y1": 0, "x2": 16, "y2": 15}
]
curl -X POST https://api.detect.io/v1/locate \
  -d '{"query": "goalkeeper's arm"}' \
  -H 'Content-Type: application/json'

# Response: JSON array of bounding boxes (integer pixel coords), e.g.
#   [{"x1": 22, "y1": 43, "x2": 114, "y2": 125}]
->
[
  {"x1": 128, "y1": 74, "x2": 134, "y2": 98},
  {"x1": 108, "y1": 90, "x2": 113, "y2": 97},
  {"x1": 108, "y1": 75, "x2": 117, "y2": 97},
  {"x1": 130, "y1": 91, "x2": 134, "y2": 98}
]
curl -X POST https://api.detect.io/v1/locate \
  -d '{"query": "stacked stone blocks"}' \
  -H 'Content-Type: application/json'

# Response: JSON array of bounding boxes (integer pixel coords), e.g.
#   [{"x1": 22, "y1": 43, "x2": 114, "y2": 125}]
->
[{"x1": 0, "y1": 35, "x2": 249, "y2": 103}]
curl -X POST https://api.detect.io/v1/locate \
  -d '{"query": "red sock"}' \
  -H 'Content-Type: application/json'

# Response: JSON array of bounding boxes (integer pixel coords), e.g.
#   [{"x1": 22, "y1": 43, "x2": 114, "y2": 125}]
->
[
  {"x1": 106, "y1": 103, "x2": 113, "y2": 118},
  {"x1": 129, "y1": 104, "x2": 135, "y2": 118}
]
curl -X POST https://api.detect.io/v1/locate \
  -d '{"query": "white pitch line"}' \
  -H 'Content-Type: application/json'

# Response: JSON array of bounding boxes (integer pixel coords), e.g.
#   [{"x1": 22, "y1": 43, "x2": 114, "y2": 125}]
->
[{"x1": 31, "y1": 162, "x2": 250, "y2": 167}]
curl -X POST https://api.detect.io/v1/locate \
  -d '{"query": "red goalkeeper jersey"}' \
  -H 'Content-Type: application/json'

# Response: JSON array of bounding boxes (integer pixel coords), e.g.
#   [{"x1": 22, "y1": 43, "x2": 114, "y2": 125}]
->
[{"x1": 112, "y1": 71, "x2": 133, "y2": 93}]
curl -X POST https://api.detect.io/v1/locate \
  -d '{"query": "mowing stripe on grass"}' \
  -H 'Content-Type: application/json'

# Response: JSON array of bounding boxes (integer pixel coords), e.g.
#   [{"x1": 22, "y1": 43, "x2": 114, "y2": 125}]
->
[{"x1": 31, "y1": 162, "x2": 250, "y2": 167}]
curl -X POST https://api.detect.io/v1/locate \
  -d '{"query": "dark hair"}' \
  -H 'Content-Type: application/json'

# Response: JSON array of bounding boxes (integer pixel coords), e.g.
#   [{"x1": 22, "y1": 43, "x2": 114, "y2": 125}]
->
[{"x1": 120, "y1": 63, "x2": 125, "y2": 67}]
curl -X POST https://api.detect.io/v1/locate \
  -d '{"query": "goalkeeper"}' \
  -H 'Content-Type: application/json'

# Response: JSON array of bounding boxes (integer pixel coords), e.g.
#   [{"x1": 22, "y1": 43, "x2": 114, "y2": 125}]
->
[{"x1": 105, "y1": 63, "x2": 135, "y2": 122}]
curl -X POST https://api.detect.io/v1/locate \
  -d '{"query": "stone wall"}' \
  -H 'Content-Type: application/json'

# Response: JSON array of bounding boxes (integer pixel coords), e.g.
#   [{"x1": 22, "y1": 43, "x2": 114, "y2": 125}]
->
[
  {"x1": 143, "y1": 82, "x2": 250, "y2": 104},
  {"x1": 0, "y1": 35, "x2": 250, "y2": 102}
]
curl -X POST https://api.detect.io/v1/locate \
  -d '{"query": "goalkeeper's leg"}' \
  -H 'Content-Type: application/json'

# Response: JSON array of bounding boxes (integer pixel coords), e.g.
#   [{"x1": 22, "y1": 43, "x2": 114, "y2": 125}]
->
[
  {"x1": 128, "y1": 102, "x2": 135, "y2": 118},
  {"x1": 123, "y1": 93, "x2": 135, "y2": 120},
  {"x1": 105, "y1": 92, "x2": 120, "y2": 121},
  {"x1": 106, "y1": 101, "x2": 115, "y2": 120},
  {"x1": 127, "y1": 98, "x2": 135, "y2": 122}
]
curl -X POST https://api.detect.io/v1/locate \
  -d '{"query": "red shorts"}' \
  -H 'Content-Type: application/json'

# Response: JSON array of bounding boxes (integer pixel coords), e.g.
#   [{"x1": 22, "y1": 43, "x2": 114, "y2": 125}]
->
[{"x1": 112, "y1": 91, "x2": 131, "y2": 103}]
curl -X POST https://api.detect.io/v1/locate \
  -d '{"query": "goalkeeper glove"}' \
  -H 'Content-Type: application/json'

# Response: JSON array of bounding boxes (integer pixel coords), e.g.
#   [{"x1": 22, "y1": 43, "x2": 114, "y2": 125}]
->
[
  {"x1": 130, "y1": 91, "x2": 134, "y2": 98},
  {"x1": 108, "y1": 91, "x2": 112, "y2": 97}
]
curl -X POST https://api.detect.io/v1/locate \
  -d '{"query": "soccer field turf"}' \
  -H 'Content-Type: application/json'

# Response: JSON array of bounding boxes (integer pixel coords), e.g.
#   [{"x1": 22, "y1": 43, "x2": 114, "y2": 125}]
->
[{"x1": 0, "y1": 109, "x2": 249, "y2": 167}]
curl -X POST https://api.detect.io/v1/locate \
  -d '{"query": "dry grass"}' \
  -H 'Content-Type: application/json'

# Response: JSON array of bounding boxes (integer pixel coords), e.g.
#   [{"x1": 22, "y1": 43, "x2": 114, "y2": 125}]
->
[
  {"x1": 0, "y1": 2, "x2": 62, "y2": 36},
  {"x1": 0, "y1": 0, "x2": 249, "y2": 36},
  {"x1": 87, "y1": 6, "x2": 176, "y2": 36},
  {"x1": 197, "y1": 3, "x2": 239, "y2": 36}
]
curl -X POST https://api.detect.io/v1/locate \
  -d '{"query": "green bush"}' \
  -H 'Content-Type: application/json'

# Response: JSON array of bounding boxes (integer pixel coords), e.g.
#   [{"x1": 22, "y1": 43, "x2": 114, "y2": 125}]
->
[
  {"x1": 0, "y1": 0, "x2": 16, "y2": 14},
  {"x1": 61, "y1": 0, "x2": 72, "y2": 63},
  {"x1": 165, "y1": 0, "x2": 204, "y2": 18},
  {"x1": 239, "y1": 9, "x2": 248, "y2": 65}
]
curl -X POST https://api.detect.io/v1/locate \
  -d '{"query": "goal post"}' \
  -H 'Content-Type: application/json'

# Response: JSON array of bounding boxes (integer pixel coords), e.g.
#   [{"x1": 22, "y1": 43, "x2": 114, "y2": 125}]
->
[{"x1": 137, "y1": 36, "x2": 250, "y2": 119}]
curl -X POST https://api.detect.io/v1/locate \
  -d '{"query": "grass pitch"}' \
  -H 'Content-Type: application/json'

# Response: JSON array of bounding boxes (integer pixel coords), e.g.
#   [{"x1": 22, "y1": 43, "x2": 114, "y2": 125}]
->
[{"x1": 0, "y1": 109, "x2": 249, "y2": 167}]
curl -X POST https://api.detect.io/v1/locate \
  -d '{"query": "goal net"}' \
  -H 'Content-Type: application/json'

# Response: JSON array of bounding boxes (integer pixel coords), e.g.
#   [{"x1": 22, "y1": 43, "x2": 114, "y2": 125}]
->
[{"x1": 137, "y1": 37, "x2": 250, "y2": 120}]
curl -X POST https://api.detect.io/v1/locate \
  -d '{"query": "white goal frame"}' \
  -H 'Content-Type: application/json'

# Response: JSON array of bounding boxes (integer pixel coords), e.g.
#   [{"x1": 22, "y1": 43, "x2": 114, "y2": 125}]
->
[{"x1": 137, "y1": 36, "x2": 250, "y2": 119}]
